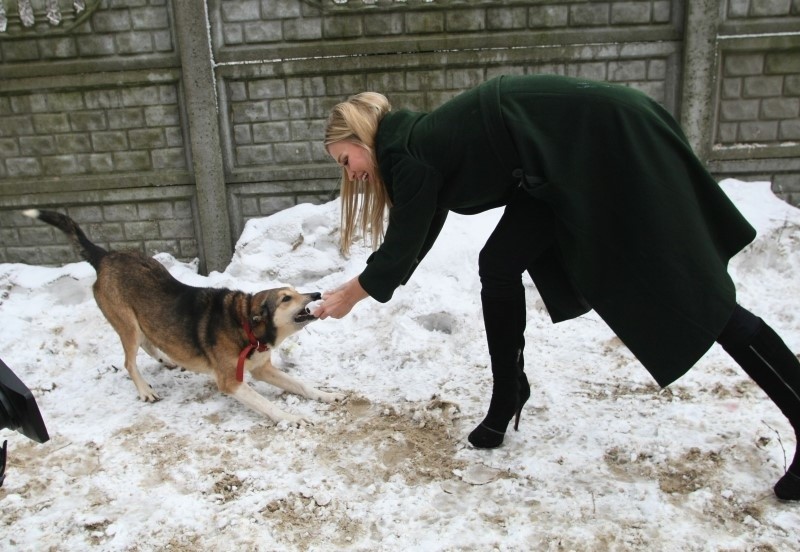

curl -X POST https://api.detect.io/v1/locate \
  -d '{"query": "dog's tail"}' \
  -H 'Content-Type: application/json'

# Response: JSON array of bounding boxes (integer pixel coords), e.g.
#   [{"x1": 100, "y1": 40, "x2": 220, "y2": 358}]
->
[{"x1": 23, "y1": 209, "x2": 107, "y2": 269}]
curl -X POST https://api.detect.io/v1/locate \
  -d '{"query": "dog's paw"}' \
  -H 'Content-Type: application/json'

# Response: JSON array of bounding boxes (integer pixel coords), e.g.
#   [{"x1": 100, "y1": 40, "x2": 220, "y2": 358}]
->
[
  {"x1": 138, "y1": 388, "x2": 161, "y2": 403},
  {"x1": 276, "y1": 414, "x2": 311, "y2": 428},
  {"x1": 316, "y1": 390, "x2": 346, "y2": 404}
]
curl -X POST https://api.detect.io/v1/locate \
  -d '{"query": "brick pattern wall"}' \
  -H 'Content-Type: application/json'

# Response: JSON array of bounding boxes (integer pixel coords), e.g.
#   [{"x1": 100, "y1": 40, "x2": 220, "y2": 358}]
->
[
  {"x1": 1, "y1": 0, "x2": 798, "y2": 267},
  {"x1": 215, "y1": 0, "x2": 679, "y2": 54},
  {"x1": 228, "y1": 77, "x2": 327, "y2": 169},
  {"x1": 709, "y1": 0, "x2": 800, "y2": 204},
  {"x1": 0, "y1": 76, "x2": 194, "y2": 264},
  {"x1": 0, "y1": 83, "x2": 185, "y2": 179},
  {"x1": 718, "y1": 0, "x2": 800, "y2": 149},
  {"x1": 725, "y1": 0, "x2": 799, "y2": 18},
  {"x1": 0, "y1": 0, "x2": 190, "y2": 265},
  {"x1": 718, "y1": 50, "x2": 800, "y2": 146},
  {"x1": 0, "y1": 198, "x2": 197, "y2": 264},
  {"x1": 0, "y1": 0, "x2": 172, "y2": 64},
  {"x1": 217, "y1": 0, "x2": 675, "y2": 45}
]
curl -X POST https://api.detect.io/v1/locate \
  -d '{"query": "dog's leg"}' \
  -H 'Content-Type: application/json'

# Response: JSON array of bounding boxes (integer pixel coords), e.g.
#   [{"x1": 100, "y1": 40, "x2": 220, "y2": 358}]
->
[
  {"x1": 109, "y1": 320, "x2": 160, "y2": 402},
  {"x1": 218, "y1": 377, "x2": 307, "y2": 425},
  {"x1": 121, "y1": 340, "x2": 161, "y2": 402},
  {"x1": 101, "y1": 305, "x2": 161, "y2": 402},
  {"x1": 250, "y1": 361, "x2": 345, "y2": 404}
]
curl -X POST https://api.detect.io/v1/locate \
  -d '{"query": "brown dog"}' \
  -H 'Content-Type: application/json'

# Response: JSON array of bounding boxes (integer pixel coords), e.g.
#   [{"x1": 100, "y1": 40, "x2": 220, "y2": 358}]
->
[{"x1": 23, "y1": 209, "x2": 342, "y2": 425}]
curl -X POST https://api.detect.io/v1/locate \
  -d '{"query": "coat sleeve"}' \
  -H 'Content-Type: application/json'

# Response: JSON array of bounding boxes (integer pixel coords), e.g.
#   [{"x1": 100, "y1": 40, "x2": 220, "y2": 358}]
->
[
  {"x1": 401, "y1": 206, "x2": 448, "y2": 285},
  {"x1": 358, "y1": 156, "x2": 443, "y2": 302}
]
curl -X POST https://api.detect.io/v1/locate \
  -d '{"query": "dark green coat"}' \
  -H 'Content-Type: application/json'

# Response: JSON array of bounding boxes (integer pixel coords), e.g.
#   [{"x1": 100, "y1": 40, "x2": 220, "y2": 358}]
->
[{"x1": 363, "y1": 75, "x2": 756, "y2": 387}]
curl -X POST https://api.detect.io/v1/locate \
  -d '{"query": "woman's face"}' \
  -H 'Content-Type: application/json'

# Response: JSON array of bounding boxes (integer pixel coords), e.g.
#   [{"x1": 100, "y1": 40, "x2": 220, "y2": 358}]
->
[{"x1": 328, "y1": 141, "x2": 374, "y2": 184}]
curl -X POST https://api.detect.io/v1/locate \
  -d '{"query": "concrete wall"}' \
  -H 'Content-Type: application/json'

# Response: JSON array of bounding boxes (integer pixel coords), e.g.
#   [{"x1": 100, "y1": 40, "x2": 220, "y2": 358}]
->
[
  {"x1": 1, "y1": 0, "x2": 798, "y2": 271},
  {"x1": 706, "y1": 0, "x2": 800, "y2": 199}
]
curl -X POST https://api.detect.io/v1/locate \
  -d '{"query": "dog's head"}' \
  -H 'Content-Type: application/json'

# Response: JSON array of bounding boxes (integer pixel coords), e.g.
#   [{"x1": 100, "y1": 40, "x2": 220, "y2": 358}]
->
[{"x1": 248, "y1": 288, "x2": 321, "y2": 347}]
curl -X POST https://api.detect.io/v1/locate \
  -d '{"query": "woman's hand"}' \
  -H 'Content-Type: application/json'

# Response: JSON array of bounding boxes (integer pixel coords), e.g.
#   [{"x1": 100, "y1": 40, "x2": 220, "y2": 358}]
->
[{"x1": 313, "y1": 276, "x2": 369, "y2": 320}]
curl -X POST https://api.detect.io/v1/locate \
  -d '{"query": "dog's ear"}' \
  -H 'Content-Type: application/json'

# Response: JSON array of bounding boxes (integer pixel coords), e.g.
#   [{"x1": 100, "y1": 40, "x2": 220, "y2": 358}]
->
[
  {"x1": 249, "y1": 296, "x2": 278, "y2": 345},
  {"x1": 253, "y1": 299, "x2": 273, "y2": 325}
]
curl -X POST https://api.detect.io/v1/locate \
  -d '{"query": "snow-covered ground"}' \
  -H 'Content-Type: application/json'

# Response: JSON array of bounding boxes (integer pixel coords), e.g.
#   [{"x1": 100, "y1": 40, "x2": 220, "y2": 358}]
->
[{"x1": 1, "y1": 179, "x2": 799, "y2": 551}]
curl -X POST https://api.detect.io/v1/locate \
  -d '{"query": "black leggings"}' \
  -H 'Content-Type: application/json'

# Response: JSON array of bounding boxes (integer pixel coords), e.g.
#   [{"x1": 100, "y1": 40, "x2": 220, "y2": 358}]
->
[
  {"x1": 478, "y1": 188, "x2": 554, "y2": 299},
  {"x1": 716, "y1": 303, "x2": 763, "y2": 348}
]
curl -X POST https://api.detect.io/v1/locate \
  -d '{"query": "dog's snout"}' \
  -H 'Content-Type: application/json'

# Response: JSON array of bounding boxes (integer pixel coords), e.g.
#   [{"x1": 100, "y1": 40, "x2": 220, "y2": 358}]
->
[{"x1": 310, "y1": 292, "x2": 322, "y2": 301}]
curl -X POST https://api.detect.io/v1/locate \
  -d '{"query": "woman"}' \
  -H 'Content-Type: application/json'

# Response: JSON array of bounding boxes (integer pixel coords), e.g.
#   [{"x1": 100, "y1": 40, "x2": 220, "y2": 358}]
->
[{"x1": 313, "y1": 74, "x2": 800, "y2": 501}]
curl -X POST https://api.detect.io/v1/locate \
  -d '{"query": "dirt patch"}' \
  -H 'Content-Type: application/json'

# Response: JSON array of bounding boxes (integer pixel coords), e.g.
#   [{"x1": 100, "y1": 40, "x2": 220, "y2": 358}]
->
[
  {"x1": 604, "y1": 445, "x2": 724, "y2": 494},
  {"x1": 578, "y1": 380, "x2": 679, "y2": 402},
  {"x1": 262, "y1": 396, "x2": 465, "y2": 549},
  {"x1": 656, "y1": 447, "x2": 724, "y2": 494},
  {"x1": 603, "y1": 443, "x2": 776, "y2": 533},
  {"x1": 211, "y1": 472, "x2": 246, "y2": 503},
  {"x1": 702, "y1": 380, "x2": 753, "y2": 400},
  {"x1": 315, "y1": 395, "x2": 465, "y2": 485},
  {"x1": 83, "y1": 519, "x2": 113, "y2": 546},
  {"x1": 261, "y1": 491, "x2": 363, "y2": 549}
]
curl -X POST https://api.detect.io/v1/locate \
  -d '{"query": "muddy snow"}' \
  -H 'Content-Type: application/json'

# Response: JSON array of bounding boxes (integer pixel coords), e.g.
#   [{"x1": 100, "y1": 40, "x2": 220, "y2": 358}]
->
[{"x1": 1, "y1": 179, "x2": 799, "y2": 551}]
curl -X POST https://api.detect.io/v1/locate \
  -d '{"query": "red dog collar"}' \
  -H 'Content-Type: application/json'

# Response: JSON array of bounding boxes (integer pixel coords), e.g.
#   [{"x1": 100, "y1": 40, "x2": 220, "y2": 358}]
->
[{"x1": 237, "y1": 320, "x2": 269, "y2": 382}]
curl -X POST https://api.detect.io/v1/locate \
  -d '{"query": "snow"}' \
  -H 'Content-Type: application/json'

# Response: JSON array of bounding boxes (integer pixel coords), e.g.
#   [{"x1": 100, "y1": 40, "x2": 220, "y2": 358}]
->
[{"x1": 1, "y1": 179, "x2": 799, "y2": 551}]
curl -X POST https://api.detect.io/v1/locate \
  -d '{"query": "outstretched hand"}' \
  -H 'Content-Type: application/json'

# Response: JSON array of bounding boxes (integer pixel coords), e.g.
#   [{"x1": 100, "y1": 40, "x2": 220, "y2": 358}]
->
[{"x1": 313, "y1": 276, "x2": 369, "y2": 320}]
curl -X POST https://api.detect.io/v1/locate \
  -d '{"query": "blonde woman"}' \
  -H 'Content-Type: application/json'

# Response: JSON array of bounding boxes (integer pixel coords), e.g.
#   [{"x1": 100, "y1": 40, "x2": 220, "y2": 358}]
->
[{"x1": 313, "y1": 74, "x2": 800, "y2": 501}]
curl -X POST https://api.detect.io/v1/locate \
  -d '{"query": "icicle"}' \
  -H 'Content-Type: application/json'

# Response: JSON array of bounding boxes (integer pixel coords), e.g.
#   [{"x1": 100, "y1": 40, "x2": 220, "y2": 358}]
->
[
  {"x1": 74, "y1": 0, "x2": 85, "y2": 14},
  {"x1": 46, "y1": 0, "x2": 62, "y2": 25},
  {"x1": 18, "y1": 0, "x2": 34, "y2": 27}
]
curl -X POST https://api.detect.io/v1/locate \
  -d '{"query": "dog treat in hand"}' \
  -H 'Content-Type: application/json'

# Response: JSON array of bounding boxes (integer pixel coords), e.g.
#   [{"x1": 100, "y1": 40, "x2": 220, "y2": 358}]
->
[{"x1": 307, "y1": 299, "x2": 324, "y2": 316}]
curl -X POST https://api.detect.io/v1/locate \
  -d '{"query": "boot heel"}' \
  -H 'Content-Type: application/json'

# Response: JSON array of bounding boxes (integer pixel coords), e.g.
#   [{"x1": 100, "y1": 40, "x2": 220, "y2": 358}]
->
[
  {"x1": 514, "y1": 372, "x2": 531, "y2": 432},
  {"x1": 469, "y1": 373, "x2": 531, "y2": 448}
]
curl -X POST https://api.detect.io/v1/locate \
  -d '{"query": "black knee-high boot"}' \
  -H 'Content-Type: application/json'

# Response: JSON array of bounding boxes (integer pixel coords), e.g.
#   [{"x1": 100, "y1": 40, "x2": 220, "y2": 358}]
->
[
  {"x1": 468, "y1": 291, "x2": 531, "y2": 449},
  {"x1": 718, "y1": 307, "x2": 800, "y2": 500}
]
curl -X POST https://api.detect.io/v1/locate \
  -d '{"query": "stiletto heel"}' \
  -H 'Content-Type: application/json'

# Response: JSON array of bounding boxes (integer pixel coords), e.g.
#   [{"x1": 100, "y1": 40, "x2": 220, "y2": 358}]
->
[{"x1": 515, "y1": 371, "x2": 530, "y2": 432}]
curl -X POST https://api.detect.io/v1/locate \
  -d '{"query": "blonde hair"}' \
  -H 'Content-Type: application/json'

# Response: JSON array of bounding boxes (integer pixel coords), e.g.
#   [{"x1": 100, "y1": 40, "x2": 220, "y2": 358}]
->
[{"x1": 324, "y1": 92, "x2": 392, "y2": 255}]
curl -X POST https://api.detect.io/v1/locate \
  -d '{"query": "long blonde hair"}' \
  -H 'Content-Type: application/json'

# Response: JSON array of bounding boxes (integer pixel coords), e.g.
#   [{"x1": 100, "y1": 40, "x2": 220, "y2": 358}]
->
[{"x1": 324, "y1": 92, "x2": 392, "y2": 255}]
